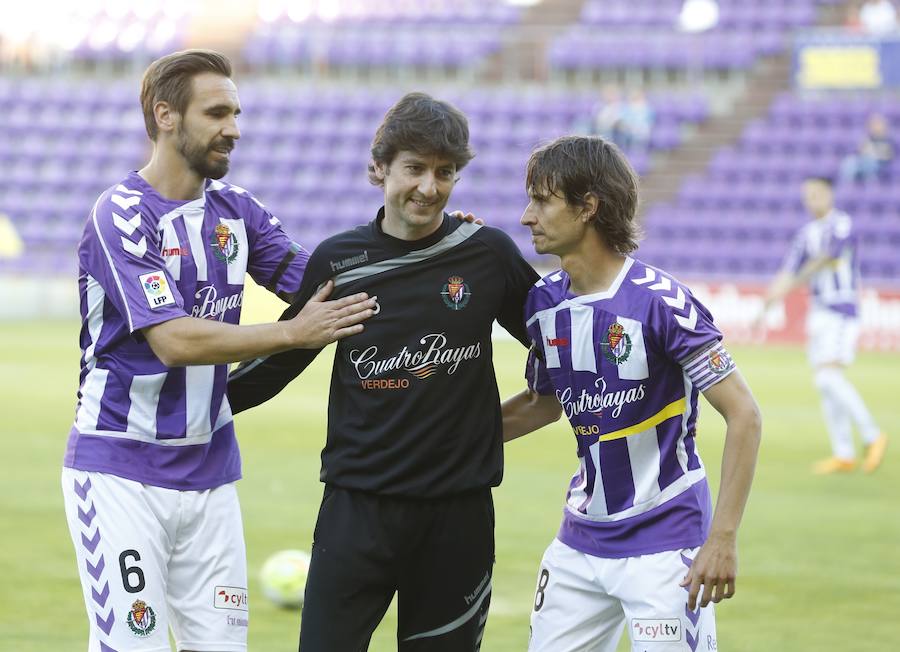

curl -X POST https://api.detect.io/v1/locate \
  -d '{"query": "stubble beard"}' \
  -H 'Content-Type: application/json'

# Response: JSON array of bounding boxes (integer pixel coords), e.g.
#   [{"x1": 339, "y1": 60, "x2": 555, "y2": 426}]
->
[{"x1": 177, "y1": 128, "x2": 230, "y2": 180}]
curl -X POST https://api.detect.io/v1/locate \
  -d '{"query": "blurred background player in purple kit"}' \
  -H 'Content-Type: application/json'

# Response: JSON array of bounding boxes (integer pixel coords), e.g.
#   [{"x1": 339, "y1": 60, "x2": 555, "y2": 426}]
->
[
  {"x1": 502, "y1": 136, "x2": 761, "y2": 652},
  {"x1": 60, "y1": 49, "x2": 375, "y2": 652},
  {"x1": 758, "y1": 176, "x2": 888, "y2": 474}
]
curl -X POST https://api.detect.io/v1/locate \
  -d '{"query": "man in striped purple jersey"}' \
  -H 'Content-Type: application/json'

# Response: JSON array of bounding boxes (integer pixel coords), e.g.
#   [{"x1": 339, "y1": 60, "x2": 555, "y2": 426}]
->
[
  {"x1": 61, "y1": 50, "x2": 375, "y2": 652},
  {"x1": 758, "y1": 176, "x2": 887, "y2": 475},
  {"x1": 502, "y1": 136, "x2": 761, "y2": 651}
]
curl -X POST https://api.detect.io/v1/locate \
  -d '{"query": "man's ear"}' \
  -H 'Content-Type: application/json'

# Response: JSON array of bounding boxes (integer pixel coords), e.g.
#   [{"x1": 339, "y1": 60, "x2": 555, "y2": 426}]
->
[
  {"x1": 154, "y1": 101, "x2": 178, "y2": 135},
  {"x1": 581, "y1": 192, "x2": 600, "y2": 222}
]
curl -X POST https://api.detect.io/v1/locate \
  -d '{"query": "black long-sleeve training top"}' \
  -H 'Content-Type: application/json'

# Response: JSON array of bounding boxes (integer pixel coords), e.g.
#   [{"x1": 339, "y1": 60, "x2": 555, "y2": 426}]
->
[{"x1": 228, "y1": 209, "x2": 539, "y2": 497}]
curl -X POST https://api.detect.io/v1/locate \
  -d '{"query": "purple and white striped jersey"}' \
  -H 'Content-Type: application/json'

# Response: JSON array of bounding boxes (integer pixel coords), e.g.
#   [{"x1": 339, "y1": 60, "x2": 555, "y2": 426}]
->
[
  {"x1": 64, "y1": 172, "x2": 309, "y2": 490},
  {"x1": 525, "y1": 258, "x2": 736, "y2": 558},
  {"x1": 782, "y1": 209, "x2": 860, "y2": 318}
]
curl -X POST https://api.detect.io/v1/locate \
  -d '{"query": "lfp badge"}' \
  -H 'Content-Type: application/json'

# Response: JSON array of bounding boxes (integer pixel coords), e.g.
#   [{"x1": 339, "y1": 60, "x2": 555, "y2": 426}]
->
[
  {"x1": 601, "y1": 322, "x2": 632, "y2": 365},
  {"x1": 210, "y1": 223, "x2": 239, "y2": 264},
  {"x1": 441, "y1": 275, "x2": 471, "y2": 310}
]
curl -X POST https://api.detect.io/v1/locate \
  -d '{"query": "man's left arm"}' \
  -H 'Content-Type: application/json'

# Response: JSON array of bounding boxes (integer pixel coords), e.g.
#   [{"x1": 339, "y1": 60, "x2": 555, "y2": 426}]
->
[
  {"x1": 489, "y1": 230, "x2": 539, "y2": 346},
  {"x1": 681, "y1": 369, "x2": 762, "y2": 610}
]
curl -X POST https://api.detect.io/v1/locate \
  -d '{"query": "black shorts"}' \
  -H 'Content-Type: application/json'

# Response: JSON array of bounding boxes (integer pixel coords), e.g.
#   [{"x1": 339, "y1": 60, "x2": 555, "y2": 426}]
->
[{"x1": 298, "y1": 485, "x2": 495, "y2": 651}]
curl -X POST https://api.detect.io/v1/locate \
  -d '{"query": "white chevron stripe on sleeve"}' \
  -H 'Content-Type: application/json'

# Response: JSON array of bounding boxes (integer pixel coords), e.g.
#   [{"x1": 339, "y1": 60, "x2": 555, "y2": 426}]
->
[
  {"x1": 648, "y1": 276, "x2": 672, "y2": 292},
  {"x1": 111, "y1": 194, "x2": 141, "y2": 211},
  {"x1": 631, "y1": 268, "x2": 656, "y2": 285},
  {"x1": 674, "y1": 305, "x2": 698, "y2": 330},
  {"x1": 112, "y1": 212, "x2": 141, "y2": 236},
  {"x1": 662, "y1": 287, "x2": 687, "y2": 311},
  {"x1": 121, "y1": 235, "x2": 147, "y2": 258}
]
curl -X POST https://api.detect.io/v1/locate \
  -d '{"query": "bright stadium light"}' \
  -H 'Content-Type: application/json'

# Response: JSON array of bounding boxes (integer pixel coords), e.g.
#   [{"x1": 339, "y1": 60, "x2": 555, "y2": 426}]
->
[
  {"x1": 118, "y1": 23, "x2": 147, "y2": 52},
  {"x1": 287, "y1": 0, "x2": 314, "y2": 23},
  {"x1": 317, "y1": 0, "x2": 341, "y2": 23},
  {"x1": 88, "y1": 20, "x2": 118, "y2": 51},
  {"x1": 259, "y1": 0, "x2": 285, "y2": 22},
  {"x1": 104, "y1": 0, "x2": 130, "y2": 20}
]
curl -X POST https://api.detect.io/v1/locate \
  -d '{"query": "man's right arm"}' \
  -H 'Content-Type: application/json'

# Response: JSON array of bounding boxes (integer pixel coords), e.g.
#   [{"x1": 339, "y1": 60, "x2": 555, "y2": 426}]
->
[
  {"x1": 143, "y1": 280, "x2": 375, "y2": 367},
  {"x1": 502, "y1": 389, "x2": 562, "y2": 442}
]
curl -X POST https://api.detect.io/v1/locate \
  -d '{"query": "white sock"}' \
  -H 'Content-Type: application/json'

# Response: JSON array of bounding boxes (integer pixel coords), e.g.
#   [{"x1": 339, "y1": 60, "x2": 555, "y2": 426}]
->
[
  {"x1": 815, "y1": 367, "x2": 880, "y2": 445},
  {"x1": 815, "y1": 369, "x2": 856, "y2": 459}
]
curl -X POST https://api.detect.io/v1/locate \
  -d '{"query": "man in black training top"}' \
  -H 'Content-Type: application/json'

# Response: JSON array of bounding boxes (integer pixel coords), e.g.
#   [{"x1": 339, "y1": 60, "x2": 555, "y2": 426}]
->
[{"x1": 228, "y1": 92, "x2": 538, "y2": 651}]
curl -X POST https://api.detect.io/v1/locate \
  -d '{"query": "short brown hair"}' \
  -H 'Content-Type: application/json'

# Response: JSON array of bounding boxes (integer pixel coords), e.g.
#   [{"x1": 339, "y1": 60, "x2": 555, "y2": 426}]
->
[
  {"x1": 526, "y1": 136, "x2": 641, "y2": 254},
  {"x1": 368, "y1": 92, "x2": 474, "y2": 186},
  {"x1": 140, "y1": 49, "x2": 232, "y2": 141}
]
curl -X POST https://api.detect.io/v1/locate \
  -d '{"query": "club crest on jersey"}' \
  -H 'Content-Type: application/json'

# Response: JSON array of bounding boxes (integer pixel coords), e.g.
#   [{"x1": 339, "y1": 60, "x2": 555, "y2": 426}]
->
[
  {"x1": 126, "y1": 599, "x2": 157, "y2": 637},
  {"x1": 210, "y1": 223, "x2": 239, "y2": 264},
  {"x1": 441, "y1": 275, "x2": 471, "y2": 310},
  {"x1": 601, "y1": 322, "x2": 632, "y2": 365},
  {"x1": 707, "y1": 348, "x2": 732, "y2": 374}
]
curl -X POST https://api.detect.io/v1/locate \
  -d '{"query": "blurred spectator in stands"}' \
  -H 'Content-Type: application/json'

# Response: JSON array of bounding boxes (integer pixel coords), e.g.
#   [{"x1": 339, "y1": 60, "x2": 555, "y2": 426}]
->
[
  {"x1": 678, "y1": 0, "x2": 720, "y2": 32},
  {"x1": 839, "y1": 113, "x2": 894, "y2": 181},
  {"x1": 844, "y1": 0, "x2": 864, "y2": 32},
  {"x1": 589, "y1": 86, "x2": 655, "y2": 152},
  {"x1": 620, "y1": 88, "x2": 655, "y2": 151},
  {"x1": 859, "y1": 0, "x2": 898, "y2": 35},
  {"x1": 589, "y1": 84, "x2": 626, "y2": 141}
]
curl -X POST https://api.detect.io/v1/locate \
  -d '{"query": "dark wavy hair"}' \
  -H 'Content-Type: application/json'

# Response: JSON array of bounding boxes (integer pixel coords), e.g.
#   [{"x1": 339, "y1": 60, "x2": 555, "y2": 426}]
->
[
  {"x1": 367, "y1": 92, "x2": 474, "y2": 186},
  {"x1": 526, "y1": 136, "x2": 641, "y2": 254},
  {"x1": 140, "y1": 49, "x2": 233, "y2": 141}
]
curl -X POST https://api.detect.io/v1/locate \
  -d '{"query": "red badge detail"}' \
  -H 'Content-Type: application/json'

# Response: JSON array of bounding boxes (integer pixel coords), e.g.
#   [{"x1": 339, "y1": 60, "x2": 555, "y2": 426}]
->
[{"x1": 607, "y1": 323, "x2": 625, "y2": 350}]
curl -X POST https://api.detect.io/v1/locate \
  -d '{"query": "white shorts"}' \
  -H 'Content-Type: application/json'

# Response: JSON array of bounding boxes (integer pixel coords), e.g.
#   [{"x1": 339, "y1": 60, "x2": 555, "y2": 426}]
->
[
  {"x1": 529, "y1": 538, "x2": 717, "y2": 652},
  {"x1": 807, "y1": 308, "x2": 859, "y2": 367},
  {"x1": 62, "y1": 468, "x2": 249, "y2": 652}
]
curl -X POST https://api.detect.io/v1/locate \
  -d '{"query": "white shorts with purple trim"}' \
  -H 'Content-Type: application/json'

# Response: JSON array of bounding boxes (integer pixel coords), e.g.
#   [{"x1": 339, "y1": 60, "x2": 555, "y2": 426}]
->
[
  {"x1": 61, "y1": 468, "x2": 248, "y2": 652},
  {"x1": 529, "y1": 538, "x2": 717, "y2": 652}
]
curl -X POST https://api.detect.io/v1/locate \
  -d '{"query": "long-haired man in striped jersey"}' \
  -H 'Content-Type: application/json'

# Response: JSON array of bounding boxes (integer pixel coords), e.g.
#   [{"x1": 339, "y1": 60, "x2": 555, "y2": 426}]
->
[{"x1": 502, "y1": 136, "x2": 762, "y2": 652}]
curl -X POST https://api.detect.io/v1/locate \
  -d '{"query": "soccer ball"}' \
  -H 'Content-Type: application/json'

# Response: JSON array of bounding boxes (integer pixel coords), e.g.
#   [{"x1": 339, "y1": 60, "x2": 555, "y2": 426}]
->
[{"x1": 259, "y1": 549, "x2": 311, "y2": 609}]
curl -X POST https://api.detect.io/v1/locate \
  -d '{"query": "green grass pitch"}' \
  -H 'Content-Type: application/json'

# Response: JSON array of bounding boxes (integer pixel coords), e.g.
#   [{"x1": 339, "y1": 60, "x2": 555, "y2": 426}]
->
[{"x1": 1, "y1": 319, "x2": 898, "y2": 651}]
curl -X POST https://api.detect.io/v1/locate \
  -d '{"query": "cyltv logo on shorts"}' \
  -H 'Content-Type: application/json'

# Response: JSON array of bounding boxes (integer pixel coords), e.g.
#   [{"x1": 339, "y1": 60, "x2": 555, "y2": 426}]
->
[
  {"x1": 214, "y1": 585, "x2": 249, "y2": 611},
  {"x1": 632, "y1": 618, "x2": 681, "y2": 642}
]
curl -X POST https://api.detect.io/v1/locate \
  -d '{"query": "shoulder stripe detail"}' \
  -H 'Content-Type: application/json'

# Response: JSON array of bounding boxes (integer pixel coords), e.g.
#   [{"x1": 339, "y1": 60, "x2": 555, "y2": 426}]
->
[
  {"x1": 331, "y1": 222, "x2": 483, "y2": 288},
  {"x1": 632, "y1": 265, "x2": 698, "y2": 331},
  {"x1": 121, "y1": 235, "x2": 148, "y2": 258},
  {"x1": 675, "y1": 306, "x2": 698, "y2": 330},
  {"x1": 111, "y1": 194, "x2": 141, "y2": 211},
  {"x1": 91, "y1": 196, "x2": 135, "y2": 331},
  {"x1": 648, "y1": 276, "x2": 671, "y2": 292},
  {"x1": 632, "y1": 268, "x2": 656, "y2": 285},
  {"x1": 112, "y1": 212, "x2": 141, "y2": 236}
]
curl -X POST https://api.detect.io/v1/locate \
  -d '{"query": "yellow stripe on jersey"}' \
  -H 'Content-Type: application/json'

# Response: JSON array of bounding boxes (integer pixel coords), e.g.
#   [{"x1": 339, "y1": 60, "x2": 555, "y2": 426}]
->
[{"x1": 599, "y1": 398, "x2": 687, "y2": 442}]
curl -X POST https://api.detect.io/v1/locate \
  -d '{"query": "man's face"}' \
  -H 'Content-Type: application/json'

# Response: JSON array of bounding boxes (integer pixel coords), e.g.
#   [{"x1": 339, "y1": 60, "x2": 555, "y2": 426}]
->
[
  {"x1": 802, "y1": 179, "x2": 833, "y2": 218},
  {"x1": 175, "y1": 72, "x2": 241, "y2": 180},
  {"x1": 520, "y1": 186, "x2": 586, "y2": 257},
  {"x1": 377, "y1": 151, "x2": 457, "y2": 235}
]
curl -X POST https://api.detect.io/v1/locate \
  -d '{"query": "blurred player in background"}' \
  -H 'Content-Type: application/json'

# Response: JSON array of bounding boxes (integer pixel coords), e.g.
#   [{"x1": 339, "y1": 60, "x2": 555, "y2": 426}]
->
[
  {"x1": 502, "y1": 136, "x2": 761, "y2": 651},
  {"x1": 227, "y1": 92, "x2": 538, "y2": 651},
  {"x1": 61, "y1": 49, "x2": 376, "y2": 652},
  {"x1": 758, "y1": 176, "x2": 887, "y2": 474}
]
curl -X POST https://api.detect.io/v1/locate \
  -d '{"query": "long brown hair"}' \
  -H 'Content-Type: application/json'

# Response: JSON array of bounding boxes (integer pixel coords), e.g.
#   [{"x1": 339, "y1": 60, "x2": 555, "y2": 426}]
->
[{"x1": 526, "y1": 136, "x2": 641, "y2": 254}]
